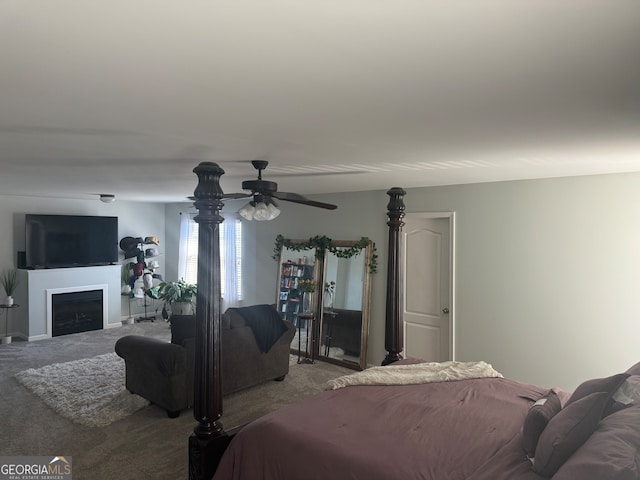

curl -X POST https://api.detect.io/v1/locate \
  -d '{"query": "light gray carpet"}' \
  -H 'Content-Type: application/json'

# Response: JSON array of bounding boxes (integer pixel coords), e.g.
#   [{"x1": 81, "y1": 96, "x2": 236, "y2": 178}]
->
[{"x1": 0, "y1": 322, "x2": 352, "y2": 479}]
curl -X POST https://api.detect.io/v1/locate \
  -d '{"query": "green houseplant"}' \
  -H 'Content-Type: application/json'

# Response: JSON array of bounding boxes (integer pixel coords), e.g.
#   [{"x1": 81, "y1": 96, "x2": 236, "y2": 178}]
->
[
  {"x1": 1, "y1": 268, "x2": 18, "y2": 343},
  {"x1": 1, "y1": 268, "x2": 18, "y2": 306},
  {"x1": 157, "y1": 279, "x2": 197, "y2": 321}
]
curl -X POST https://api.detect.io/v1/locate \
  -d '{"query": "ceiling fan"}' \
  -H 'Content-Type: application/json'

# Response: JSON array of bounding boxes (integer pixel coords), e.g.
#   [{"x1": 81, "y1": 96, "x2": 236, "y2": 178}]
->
[{"x1": 222, "y1": 160, "x2": 337, "y2": 220}]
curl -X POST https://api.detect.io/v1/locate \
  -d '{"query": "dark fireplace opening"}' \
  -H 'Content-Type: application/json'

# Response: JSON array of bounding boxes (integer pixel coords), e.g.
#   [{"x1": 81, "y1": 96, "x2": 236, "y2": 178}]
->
[{"x1": 52, "y1": 289, "x2": 103, "y2": 337}]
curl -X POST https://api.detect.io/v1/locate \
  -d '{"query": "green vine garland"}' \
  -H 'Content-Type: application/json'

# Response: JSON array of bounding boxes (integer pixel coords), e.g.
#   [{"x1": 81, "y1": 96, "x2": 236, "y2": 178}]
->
[{"x1": 273, "y1": 234, "x2": 377, "y2": 273}]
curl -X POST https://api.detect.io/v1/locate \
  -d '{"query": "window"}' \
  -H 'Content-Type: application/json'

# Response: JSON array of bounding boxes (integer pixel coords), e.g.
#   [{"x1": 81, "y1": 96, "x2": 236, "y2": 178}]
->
[{"x1": 178, "y1": 214, "x2": 242, "y2": 303}]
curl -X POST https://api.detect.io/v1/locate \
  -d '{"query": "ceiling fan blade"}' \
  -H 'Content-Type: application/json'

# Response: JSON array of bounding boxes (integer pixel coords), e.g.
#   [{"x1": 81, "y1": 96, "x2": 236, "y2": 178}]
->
[
  {"x1": 223, "y1": 192, "x2": 252, "y2": 199},
  {"x1": 272, "y1": 191, "x2": 337, "y2": 210},
  {"x1": 189, "y1": 193, "x2": 251, "y2": 200}
]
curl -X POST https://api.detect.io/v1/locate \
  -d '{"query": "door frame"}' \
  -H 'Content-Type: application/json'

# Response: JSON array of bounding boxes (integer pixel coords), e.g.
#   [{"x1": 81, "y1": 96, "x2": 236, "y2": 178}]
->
[{"x1": 403, "y1": 211, "x2": 456, "y2": 361}]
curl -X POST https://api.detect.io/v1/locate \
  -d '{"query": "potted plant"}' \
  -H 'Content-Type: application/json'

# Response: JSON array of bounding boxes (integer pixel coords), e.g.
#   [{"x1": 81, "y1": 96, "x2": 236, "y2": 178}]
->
[
  {"x1": 298, "y1": 279, "x2": 317, "y2": 314},
  {"x1": 1, "y1": 268, "x2": 18, "y2": 307},
  {"x1": 1, "y1": 268, "x2": 18, "y2": 344},
  {"x1": 157, "y1": 279, "x2": 197, "y2": 321},
  {"x1": 120, "y1": 263, "x2": 133, "y2": 295}
]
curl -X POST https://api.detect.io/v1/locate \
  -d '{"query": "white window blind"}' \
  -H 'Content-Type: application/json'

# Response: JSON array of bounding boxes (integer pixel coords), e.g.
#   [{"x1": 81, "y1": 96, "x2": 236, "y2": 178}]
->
[{"x1": 181, "y1": 216, "x2": 242, "y2": 300}]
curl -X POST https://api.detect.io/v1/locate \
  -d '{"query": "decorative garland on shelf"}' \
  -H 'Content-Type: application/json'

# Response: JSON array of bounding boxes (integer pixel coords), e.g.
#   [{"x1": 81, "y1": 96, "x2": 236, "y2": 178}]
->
[{"x1": 273, "y1": 234, "x2": 378, "y2": 273}]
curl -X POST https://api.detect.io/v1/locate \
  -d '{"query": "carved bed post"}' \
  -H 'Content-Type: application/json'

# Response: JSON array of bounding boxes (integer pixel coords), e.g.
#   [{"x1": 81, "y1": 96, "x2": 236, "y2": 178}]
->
[
  {"x1": 382, "y1": 187, "x2": 406, "y2": 366},
  {"x1": 189, "y1": 162, "x2": 226, "y2": 480}
]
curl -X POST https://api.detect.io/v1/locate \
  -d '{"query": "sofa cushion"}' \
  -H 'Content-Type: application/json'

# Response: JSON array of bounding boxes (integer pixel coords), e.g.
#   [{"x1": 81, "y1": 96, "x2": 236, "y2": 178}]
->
[{"x1": 170, "y1": 315, "x2": 196, "y2": 346}]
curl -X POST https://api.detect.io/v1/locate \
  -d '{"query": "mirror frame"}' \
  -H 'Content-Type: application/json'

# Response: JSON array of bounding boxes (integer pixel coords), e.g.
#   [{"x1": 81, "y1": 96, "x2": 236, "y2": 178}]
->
[
  {"x1": 274, "y1": 237, "x2": 374, "y2": 370},
  {"x1": 318, "y1": 240, "x2": 373, "y2": 370}
]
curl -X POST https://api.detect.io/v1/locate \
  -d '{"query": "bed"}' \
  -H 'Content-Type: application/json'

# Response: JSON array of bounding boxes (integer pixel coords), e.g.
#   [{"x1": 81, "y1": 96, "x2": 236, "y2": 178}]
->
[
  {"x1": 187, "y1": 163, "x2": 640, "y2": 480},
  {"x1": 213, "y1": 361, "x2": 640, "y2": 480}
]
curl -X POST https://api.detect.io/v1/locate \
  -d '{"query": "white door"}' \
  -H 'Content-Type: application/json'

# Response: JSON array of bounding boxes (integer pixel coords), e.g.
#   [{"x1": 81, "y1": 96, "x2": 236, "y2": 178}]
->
[{"x1": 403, "y1": 215, "x2": 452, "y2": 362}]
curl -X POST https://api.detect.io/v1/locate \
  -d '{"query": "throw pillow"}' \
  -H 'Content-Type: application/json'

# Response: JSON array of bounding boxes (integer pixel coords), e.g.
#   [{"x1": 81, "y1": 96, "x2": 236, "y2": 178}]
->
[
  {"x1": 170, "y1": 314, "x2": 196, "y2": 345},
  {"x1": 605, "y1": 376, "x2": 640, "y2": 416},
  {"x1": 532, "y1": 391, "x2": 609, "y2": 477},
  {"x1": 522, "y1": 390, "x2": 562, "y2": 458},
  {"x1": 625, "y1": 361, "x2": 640, "y2": 376},
  {"x1": 565, "y1": 373, "x2": 629, "y2": 406},
  {"x1": 552, "y1": 405, "x2": 640, "y2": 480}
]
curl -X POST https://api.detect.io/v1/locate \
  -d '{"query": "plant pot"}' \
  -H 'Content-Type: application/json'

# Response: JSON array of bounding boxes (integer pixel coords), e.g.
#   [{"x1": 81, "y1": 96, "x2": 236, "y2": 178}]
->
[
  {"x1": 172, "y1": 302, "x2": 193, "y2": 316},
  {"x1": 121, "y1": 317, "x2": 135, "y2": 325},
  {"x1": 324, "y1": 291, "x2": 334, "y2": 310},
  {"x1": 302, "y1": 292, "x2": 314, "y2": 314},
  {"x1": 0, "y1": 336, "x2": 12, "y2": 344},
  {"x1": 4, "y1": 296, "x2": 13, "y2": 307}
]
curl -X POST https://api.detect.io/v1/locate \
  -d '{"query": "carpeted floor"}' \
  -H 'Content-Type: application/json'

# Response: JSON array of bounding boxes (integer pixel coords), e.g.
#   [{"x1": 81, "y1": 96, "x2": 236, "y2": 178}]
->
[{"x1": 0, "y1": 322, "x2": 352, "y2": 479}]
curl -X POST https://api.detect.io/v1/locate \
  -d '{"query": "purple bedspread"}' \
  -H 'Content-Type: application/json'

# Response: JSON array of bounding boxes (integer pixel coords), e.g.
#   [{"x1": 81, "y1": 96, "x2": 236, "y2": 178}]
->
[{"x1": 214, "y1": 377, "x2": 550, "y2": 480}]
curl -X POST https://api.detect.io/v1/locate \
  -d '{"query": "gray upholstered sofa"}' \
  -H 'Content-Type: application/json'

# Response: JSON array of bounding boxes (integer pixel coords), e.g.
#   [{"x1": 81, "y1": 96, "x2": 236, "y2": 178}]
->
[{"x1": 115, "y1": 304, "x2": 295, "y2": 418}]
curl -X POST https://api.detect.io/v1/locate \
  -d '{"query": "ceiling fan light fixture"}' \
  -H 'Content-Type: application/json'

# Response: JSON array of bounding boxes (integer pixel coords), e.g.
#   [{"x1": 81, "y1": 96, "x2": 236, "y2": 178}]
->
[
  {"x1": 238, "y1": 202, "x2": 256, "y2": 220},
  {"x1": 267, "y1": 203, "x2": 280, "y2": 220},
  {"x1": 238, "y1": 198, "x2": 280, "y2": 221},
  {"x1": 253, "y1": 202, "x2": 272, "y2": 221},
  {"x1": 100, "y1": 194, "x2": 115, "y2": 203}
]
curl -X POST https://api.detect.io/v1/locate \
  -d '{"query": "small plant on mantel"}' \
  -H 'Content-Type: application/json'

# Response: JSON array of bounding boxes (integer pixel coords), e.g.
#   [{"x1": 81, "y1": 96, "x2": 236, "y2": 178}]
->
[
  {"x1": 1, "y1": 268, "x2": 18, "y2": 306},
  {"x1": 157, "y1": 279, "x2": 197, "y2": 321}
]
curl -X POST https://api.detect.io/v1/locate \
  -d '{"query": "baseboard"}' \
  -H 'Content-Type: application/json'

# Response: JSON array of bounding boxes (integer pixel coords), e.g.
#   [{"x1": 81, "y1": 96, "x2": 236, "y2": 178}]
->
[{"x1": 28, "y1": 333, "x2": 50, "y2": 341}]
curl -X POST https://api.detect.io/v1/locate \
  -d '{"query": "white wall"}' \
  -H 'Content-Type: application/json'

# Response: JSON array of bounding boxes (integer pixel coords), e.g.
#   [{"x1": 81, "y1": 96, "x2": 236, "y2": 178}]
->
[{"x1": 235, "y1": 173, "x2": 640, "y2": 391}]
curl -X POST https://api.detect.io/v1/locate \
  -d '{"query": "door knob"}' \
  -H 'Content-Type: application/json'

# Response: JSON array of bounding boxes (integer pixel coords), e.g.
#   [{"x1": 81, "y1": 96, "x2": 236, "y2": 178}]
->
[{"x1": 442, "y1": 307, "x2": 449, "y2": 314}]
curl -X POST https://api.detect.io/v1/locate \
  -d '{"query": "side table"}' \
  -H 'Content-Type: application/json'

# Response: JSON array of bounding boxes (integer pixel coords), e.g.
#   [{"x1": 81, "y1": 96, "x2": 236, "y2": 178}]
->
[
  {"x1": 0, "y1": 304, "x2": 19, "y2": 344},
  {"x1": 322, "y1": 310, "x2": 338, "y2": 357},
  {"x1": 296, "y1": 312, "x2": 315, "y2": 364}
]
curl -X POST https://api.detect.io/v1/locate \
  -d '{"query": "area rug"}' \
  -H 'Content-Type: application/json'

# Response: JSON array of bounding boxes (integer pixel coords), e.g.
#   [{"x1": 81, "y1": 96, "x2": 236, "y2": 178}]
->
[{"x1": 14, "y1": 353, "x2": 148, "y2": 428}]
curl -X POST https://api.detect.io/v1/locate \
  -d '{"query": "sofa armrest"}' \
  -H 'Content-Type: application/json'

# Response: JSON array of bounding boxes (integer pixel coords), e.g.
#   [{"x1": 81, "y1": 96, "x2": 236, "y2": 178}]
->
[
  {"x1": 279, "y1": 321, "x2": 296, "y2": 344},
  {"x1": 115, "y1": 335, "x2": 187, "y2": 376}
]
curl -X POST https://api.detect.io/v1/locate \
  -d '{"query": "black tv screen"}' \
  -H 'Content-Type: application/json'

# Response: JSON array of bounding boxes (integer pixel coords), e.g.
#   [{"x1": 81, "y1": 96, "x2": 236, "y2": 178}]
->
[{"x1": 25, "y1": 214, "x2": 118, "y2": 268}]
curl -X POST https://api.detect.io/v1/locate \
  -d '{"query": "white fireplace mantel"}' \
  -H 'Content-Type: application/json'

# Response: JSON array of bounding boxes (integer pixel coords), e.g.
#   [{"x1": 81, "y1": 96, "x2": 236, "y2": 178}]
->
[{"x1": 14, "y1": 265, "x2": 121, "y2": 341}]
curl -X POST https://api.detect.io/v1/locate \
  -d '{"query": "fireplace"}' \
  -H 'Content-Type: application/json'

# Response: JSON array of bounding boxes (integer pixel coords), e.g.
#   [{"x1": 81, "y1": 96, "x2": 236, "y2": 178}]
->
[{"x1": 47, "y1": 285, "x2": 108, "y2": 337}]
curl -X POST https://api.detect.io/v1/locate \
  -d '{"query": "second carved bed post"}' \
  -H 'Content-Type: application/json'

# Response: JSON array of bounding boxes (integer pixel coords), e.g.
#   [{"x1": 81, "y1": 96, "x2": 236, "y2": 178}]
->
[
  {"x1": 382, "y1": 187, "x2": 406, "y2": 366},
  {"x1": 189, "y1": 162, "x2": 227, "y2": 480}
]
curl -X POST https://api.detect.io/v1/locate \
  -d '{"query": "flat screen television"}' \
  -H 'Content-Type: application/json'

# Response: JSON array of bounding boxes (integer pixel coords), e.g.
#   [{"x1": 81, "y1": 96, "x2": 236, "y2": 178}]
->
[{"x1": 25, "y1": 214, "x2": 118, "y2": 268}]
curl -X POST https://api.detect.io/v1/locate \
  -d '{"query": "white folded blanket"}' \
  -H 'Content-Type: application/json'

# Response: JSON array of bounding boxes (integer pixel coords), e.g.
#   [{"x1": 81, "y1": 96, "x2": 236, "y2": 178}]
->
[{"x1": 325, "y1": 360, "x2": 503, "y2": 390}]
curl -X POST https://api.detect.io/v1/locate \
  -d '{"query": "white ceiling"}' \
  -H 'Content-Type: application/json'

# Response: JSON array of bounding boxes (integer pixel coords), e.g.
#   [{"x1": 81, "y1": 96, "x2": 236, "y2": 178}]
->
[{"x1": 2, "y1": 1, "x2": 640, "y2": 203}]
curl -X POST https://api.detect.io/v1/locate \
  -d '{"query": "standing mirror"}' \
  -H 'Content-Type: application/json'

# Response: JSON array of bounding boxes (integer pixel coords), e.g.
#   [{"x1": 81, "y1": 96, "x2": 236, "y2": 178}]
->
[
  {"x1": 274, "y1": 236, "x2": 374, "y2": 371},
  {"x1": 275, "y1": 243, "x2": 319, "y2": 362},
  {"x1": 319, "y1": 240, "x2": 373, "y2": 370}
]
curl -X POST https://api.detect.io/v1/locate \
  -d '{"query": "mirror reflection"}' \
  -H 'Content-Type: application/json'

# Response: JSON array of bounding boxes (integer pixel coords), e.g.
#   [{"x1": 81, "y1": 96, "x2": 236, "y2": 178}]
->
[
  {"x1": 319, "y1": 243, "x2": 371, "y2": 370},
  {"x1": 276, "y1": 246, "x2": 318, "y2": 362}
]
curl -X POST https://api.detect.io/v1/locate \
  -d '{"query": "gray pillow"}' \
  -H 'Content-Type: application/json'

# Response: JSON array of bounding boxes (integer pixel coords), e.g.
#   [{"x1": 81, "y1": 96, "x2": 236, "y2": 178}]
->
[
  {"x1": 565, "y1": 373, "x2": 629, "y2": 406},
  {"x1": 552, "y1": 405, "x2": 640, "y2": 480},
  {"x1": 532, "y1": 391, "x2": 609, "y2": 477},
  {"x1": 625, "y1": 361, "x2": 640, "y2": 376},
  {"x1": 522, "y1": 390, "x2": 562, "y2": 458}
]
